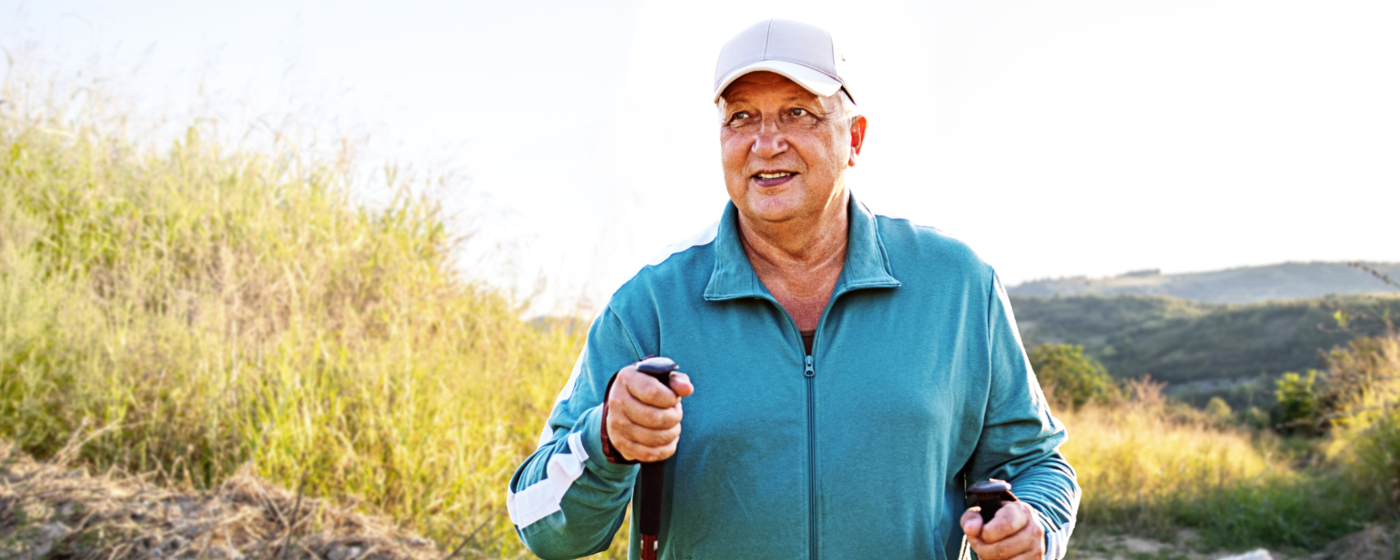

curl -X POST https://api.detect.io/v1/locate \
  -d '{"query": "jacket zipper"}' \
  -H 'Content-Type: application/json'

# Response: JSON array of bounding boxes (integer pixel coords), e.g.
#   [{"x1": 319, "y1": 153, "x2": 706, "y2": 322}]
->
[
  {"x1": 804, "y1": 353, "x2": 817, "y2": 560},
  {"x1": 768, "y1": 294, "x2": 844, "y2": 560}
]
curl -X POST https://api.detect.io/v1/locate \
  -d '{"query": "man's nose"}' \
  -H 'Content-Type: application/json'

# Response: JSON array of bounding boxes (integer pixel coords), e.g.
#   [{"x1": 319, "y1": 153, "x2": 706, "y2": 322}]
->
[{"x1": 750, "y1": 120, "x2": 789, "y2": 159}]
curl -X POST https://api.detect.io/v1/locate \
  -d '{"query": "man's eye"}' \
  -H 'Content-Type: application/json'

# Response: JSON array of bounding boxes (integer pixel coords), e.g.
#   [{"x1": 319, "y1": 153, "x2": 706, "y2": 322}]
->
[
  {"x1": 730, "y1": 111, "x2": 751, "y2": 123},
  {"x1": 791, "y1": 108, "x2": 808, "y2": 117}
]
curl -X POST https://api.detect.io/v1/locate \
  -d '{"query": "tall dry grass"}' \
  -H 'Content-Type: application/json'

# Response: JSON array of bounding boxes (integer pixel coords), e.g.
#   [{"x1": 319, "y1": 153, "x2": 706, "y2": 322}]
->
[
  {"x1": 0, "y1": 69, "x2": 593, "y2": 558},
  {"x1": 1061, "y1": 379, "x2": 1379, "y2": 549}
]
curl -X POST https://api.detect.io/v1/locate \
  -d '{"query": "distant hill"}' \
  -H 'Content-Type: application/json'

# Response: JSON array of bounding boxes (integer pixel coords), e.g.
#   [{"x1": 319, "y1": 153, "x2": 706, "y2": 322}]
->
[
  {"x1": 1008, "y1": 262, "x2": 1400, "y2": 304},
  {"x1": 1011, "y1": 293, "x2": 1400, "y2": 408}
]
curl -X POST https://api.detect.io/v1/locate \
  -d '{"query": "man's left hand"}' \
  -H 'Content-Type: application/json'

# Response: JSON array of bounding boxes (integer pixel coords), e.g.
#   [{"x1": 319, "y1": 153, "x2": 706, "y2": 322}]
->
[{"x1": 960, "y1": 501, "x2": 1045, "y2": 560}]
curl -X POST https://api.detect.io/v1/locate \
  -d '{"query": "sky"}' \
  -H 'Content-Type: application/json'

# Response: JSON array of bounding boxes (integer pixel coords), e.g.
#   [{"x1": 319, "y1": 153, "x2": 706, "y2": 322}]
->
[{"x1": 5, "y1": 0, "x2": 1398, "y2": 314}]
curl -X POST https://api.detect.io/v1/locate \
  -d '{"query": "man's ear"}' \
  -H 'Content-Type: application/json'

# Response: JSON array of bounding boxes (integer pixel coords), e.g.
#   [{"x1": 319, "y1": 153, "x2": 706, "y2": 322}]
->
[{"x1": 848, "y1": 115, "x2": 868, "y2": 166}]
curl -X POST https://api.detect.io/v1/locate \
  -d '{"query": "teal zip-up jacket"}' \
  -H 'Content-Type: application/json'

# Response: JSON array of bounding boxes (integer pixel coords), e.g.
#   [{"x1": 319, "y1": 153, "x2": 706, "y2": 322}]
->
[{"x1": 508, "y1": 194, "x2": 1079, "y2": 560}]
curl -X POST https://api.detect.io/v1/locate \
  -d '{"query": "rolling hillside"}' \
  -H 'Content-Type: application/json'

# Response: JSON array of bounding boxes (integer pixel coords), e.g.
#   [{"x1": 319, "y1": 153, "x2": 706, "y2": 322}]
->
[
  {"x1": 1009, "y1": 262, "x2": 1400, "y2": 304},
  {"x1": 1012, "y1": 293, "x2": 1400, "y2": 390}
]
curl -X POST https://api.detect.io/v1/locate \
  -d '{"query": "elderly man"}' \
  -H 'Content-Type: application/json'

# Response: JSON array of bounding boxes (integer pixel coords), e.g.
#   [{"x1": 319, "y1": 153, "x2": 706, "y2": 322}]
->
[{"x1": 509, "y1": 19, "x2": 1079, "y2": 560}]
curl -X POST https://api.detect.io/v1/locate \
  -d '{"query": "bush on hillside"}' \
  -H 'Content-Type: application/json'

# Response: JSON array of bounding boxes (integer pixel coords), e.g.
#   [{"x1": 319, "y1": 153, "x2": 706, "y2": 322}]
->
[
  {"x1": 1029, "y1": 343, "x2": 1120, "y2": 409},
  {"x1": 1325, "y1": 335, "x2": 1400, "y2": 508},
  {"x1": 1204, "y1": 396, "x2": 1232, "y2": 420},
  {"x1": 1324, "y1": 335, "x2": 1396, "y2": 412},
  {"x1": 1266, "y1": 335, "x2": 1397, "y2": 437},
  {"x1": 1273, "y1": 371, "x2": 1323, "y2": 435}
]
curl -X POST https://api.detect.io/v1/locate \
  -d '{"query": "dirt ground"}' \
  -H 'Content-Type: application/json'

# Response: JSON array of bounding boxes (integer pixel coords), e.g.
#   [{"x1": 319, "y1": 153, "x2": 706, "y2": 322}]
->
[
  {"x1": 0, "y1": 440, "x2": 444, "y2": 560},
  {"x1": 1067, "y1": 525, "x2": 1399, "y2": 560}
]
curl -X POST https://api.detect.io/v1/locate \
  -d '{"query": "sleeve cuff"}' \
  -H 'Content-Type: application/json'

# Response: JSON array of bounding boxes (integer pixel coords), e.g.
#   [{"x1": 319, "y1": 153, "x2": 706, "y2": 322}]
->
[
  {"x1": 1033, "y1": 509, "x2": 1073, "y2": 560},
  {"x1": 574, "y1": 404, "x2": 639, "y2": 480}
]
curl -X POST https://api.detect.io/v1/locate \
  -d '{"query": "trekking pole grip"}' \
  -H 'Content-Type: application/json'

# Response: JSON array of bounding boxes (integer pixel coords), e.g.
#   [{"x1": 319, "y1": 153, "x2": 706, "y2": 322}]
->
[
  {"x1": 967, "y1": 479, "x2": 1019, "y2": 524},
  {"x1": 635, "y1": 356, "x2": 679, "y2": 392},
  {"x1": 635, "y1": 357, "x2": 679, "y2": 560}
]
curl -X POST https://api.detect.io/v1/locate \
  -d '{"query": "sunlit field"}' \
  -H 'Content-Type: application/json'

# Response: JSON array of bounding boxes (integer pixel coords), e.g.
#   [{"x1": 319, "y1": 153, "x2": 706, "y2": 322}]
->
[
  {"x1": 0, "y1": 72, "x2": 592, "y2": 558},
  {"x1": 1059, "y1": 380, "x2": 1382, "y2": 551},
  {"x1": 3, "y1": 70, "x2": 1397, "y2": 559}
]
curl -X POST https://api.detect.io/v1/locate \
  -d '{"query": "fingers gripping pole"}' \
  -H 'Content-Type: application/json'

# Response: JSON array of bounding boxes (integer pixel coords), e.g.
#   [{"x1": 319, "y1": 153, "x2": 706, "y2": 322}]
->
[
  {"x1": 967, "y1": 479, "x2": 1019, "y2": 524},
  {"x1": 635, "y1": 357, "x2": 680, "y2": 560}
]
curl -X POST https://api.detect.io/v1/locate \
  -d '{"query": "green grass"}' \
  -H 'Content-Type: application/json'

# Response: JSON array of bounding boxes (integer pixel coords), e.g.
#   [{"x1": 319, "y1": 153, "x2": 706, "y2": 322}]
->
[
  {"x1": 1168, "y1": 473, "x2": 1375, "y2": 550},
  {"x1": 0, "y1": 71, "x2": 604, "y2": 558}
]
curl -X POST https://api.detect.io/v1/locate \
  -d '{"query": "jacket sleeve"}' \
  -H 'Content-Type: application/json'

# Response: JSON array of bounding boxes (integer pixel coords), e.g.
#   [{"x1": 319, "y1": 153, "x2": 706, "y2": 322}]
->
[
  {"x1": 965, "y1": 273, "x2": 1081, "y2": 560},
  {"x1": 508, "y1": 306, "x2": 645, "y2": 559}
]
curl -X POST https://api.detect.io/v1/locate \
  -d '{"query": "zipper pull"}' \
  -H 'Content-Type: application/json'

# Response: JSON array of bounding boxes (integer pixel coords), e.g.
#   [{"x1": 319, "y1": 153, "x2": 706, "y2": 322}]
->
[{"x1": 804, "y1": 355, "x2": 815, "y2": 377}]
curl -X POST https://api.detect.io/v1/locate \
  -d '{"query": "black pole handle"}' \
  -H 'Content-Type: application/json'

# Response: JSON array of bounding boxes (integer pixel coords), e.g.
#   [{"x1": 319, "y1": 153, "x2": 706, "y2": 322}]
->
[
  {"x1": 966, "y1": 479, "x2": 1019, "y2": 524},
  {"x1": 634, "y1": 357, "x2": 679, "y2": 560},
  {"x1": 636, "y1": 356, "x2": 679, "y2": 387}
]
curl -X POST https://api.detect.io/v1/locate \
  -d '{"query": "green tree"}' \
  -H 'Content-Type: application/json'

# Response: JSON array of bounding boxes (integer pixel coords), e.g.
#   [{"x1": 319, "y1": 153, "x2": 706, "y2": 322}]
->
[
  {"x1": 1029, "y1": 344, "x2": 1120, "y2": 409},
  {"x1": 1273, "y1": 370, "x2": 1322, "y2": 435}
]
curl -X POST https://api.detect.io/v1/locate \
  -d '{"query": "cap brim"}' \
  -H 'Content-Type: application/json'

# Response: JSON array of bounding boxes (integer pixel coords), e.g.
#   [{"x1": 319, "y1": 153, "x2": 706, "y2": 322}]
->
[{"x1": 712, "y1": 60, "x2": 843, "y2": 103}]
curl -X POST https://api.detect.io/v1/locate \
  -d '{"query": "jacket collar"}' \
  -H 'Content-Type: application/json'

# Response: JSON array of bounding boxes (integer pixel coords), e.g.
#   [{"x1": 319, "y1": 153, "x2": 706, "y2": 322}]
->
[{"x1": 703, "y1": 191, "x2": 901, "y2": 302}]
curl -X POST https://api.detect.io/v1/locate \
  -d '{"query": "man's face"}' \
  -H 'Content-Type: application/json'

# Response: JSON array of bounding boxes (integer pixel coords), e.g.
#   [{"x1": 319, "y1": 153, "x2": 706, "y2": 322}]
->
[{"x1": 719, "y1": 72, "x2": 863, "y2": 227}]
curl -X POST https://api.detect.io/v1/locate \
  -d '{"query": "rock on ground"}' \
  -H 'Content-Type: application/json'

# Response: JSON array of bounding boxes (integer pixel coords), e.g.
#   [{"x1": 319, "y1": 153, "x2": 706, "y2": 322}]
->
[{"x1": 1218, "y1": 550, "x2": 1272, "y2": 560}]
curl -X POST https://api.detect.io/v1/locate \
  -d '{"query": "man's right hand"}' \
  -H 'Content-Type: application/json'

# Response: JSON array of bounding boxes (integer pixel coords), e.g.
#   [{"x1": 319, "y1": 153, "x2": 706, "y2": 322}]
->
[{"x1": 605, "y1": 364, "x2": 694, "y2": 463}]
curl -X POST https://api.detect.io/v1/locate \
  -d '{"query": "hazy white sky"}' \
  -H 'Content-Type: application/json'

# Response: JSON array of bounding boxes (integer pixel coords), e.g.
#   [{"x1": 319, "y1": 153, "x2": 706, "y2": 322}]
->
[{"x1": 6, "y1": 0, "x2": 1398, "y2": 312}]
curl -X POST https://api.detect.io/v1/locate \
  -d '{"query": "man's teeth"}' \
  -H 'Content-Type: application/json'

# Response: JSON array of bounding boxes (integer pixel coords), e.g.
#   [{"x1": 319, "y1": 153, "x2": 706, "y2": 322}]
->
[{"x1": 756, "y1": 172, "x2": 792, "y2": 179}]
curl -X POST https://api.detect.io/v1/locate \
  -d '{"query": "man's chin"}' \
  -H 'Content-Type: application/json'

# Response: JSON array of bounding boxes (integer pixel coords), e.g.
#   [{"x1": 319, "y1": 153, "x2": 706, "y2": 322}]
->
[{"x1": 737, "y1": 196, "x2": 805, "y2": 226}]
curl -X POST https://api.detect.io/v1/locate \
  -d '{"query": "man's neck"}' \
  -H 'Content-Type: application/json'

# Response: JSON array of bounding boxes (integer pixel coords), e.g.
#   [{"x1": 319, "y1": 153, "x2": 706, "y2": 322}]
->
[
  {"x1": 739, "y1": 201, "x2": 848, "y2": 278},
  {"x1": 737, "y1": 191, "x2": 849, "y2": 330}
]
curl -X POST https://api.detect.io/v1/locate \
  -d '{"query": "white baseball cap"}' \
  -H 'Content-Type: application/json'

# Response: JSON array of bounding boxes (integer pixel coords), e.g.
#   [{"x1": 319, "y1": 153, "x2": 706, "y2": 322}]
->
[{"x1": 713, "y1": 19, "x2": 855, "y2": 105}]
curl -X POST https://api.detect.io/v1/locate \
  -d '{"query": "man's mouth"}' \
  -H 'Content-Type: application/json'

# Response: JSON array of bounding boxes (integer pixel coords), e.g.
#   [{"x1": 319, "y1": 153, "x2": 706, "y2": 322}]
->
[{"x1": 752, "y1": 171, "x2": 796, "y2": 186}]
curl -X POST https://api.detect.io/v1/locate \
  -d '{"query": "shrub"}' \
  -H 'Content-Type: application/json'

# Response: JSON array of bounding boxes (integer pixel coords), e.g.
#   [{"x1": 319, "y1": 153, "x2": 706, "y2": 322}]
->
[
  {"x1": 1273, "y1": 371, "x2": 1323, "y2": 435},
  {"x1": 1204, "y1": 396, "x2": 1232, "y2": 420},
  {"x1": 1323, "y1": 336, "x2": 1396, "y2": 414},
  {"x1": 1029, "y1": 343, "x2": 1120, "y2": 409},
  {"x1": 1326, "y1": 335, "x2": 1400, "y2": 508}
]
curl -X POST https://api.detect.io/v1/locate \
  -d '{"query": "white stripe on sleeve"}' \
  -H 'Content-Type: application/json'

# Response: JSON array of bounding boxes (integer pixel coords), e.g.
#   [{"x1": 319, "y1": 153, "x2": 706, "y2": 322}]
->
[{"x1": 507, "y1": 432, "x2": 591, "y2": 528}]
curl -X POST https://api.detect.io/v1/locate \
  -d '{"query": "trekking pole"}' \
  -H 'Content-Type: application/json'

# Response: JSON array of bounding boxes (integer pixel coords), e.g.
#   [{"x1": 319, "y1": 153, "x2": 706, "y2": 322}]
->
[
  {"x1": 635, "y1": 357, "x2": 680, "y2": 560},
  {"x1": 966, "y1": 479, "x2": 1019, "y2": 524}
]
